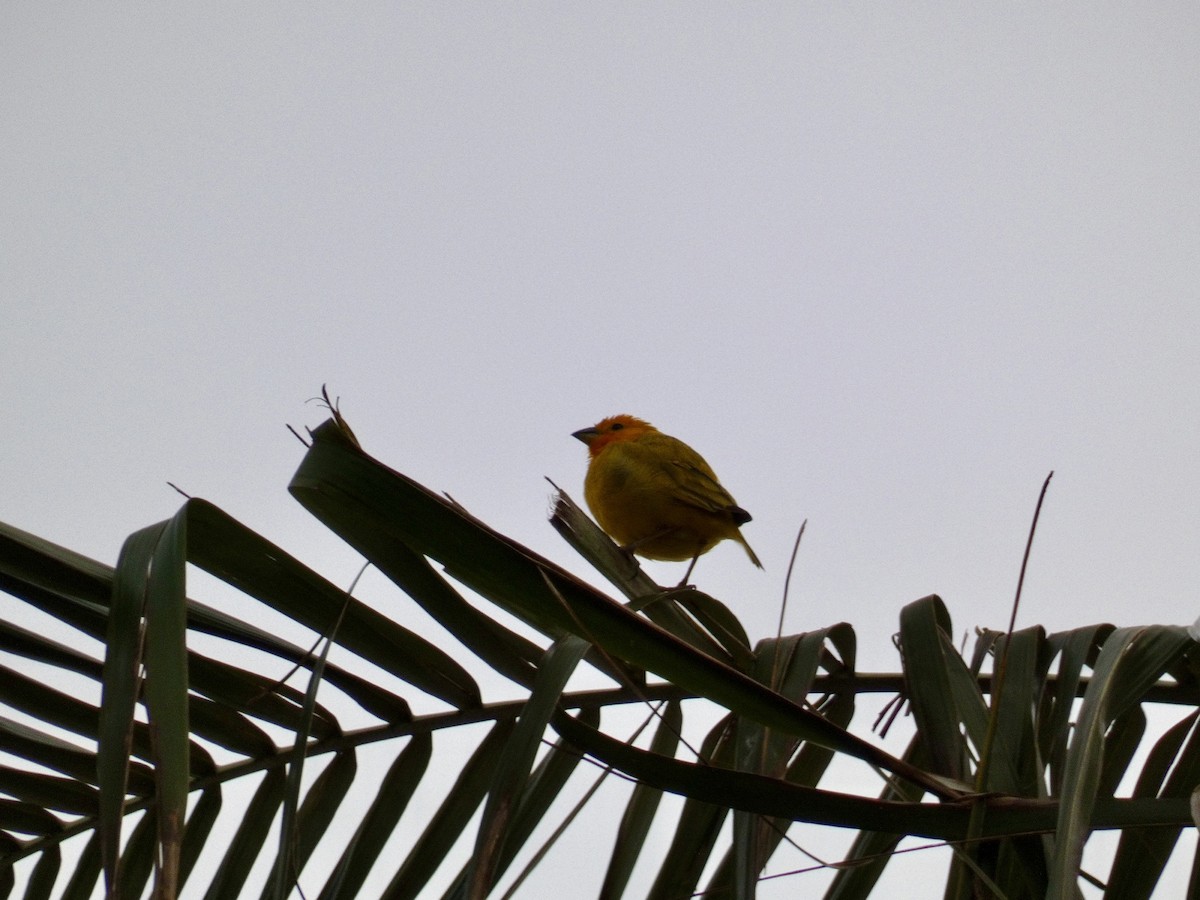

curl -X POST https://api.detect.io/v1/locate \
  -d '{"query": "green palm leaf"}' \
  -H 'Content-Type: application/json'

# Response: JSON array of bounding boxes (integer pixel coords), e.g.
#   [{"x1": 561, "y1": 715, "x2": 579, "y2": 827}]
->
[{"x1": 0, "y1": 415, "x2": 1196, "y2": 898}]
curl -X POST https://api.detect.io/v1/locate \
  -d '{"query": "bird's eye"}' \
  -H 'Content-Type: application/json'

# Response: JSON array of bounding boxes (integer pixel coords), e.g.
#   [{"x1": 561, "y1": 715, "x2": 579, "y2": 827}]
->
[{"x1": 610, "y1": 422, "x2": 624, "y2": 431}]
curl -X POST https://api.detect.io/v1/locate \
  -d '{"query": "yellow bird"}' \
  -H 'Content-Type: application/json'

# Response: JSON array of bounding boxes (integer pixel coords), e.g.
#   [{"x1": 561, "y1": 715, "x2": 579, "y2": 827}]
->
[{"x1": 572, "y1": 414, "x2": 762, "y2": 584}]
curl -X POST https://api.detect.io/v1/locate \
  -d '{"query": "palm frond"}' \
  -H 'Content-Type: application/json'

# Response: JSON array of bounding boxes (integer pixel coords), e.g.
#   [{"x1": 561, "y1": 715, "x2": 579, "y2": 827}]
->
[{"x1": 0, "y1": 416, "x2": 1196, "y2": 898}]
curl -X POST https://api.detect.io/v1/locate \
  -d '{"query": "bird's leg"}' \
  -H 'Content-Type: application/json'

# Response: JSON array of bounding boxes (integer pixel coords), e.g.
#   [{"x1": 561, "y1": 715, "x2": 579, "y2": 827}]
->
[
  {"x1": 618, "y1": 526, "x2": 679, "y2": 555},
  {"x1": 615, "y1": 528, "x2": 670, "y2": 571},
  {"x1": 618, "y1": 529, "x2": 706, "y2": 591},
  {"x1": 610, "y1": 543, "x2": 641, "y2": 580},
  {"x1": 674, "y1": 554, "x2": 700, "y2": 590},
  {"x1": 618, "y1": 527, "x2": 695, "y2": 591}
]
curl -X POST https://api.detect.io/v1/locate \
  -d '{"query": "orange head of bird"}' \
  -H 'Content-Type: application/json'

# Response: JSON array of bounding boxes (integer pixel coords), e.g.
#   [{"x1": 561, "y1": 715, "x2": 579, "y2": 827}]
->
[{"x1": 571, "y1": 414, "x2": 657, "y2": 458}]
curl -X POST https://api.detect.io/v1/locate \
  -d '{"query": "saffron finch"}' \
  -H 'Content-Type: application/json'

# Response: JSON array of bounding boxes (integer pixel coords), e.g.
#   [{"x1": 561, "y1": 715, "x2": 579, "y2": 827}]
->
[{"x1": 572, "y1": 414, "x2": 762, "y2": 584}]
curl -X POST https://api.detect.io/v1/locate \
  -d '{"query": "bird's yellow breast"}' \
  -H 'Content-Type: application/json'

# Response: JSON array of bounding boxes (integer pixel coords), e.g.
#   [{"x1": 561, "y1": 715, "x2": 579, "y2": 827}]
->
[{"x1": 583, "y1": 439, "x2": 740, "y2": 561}]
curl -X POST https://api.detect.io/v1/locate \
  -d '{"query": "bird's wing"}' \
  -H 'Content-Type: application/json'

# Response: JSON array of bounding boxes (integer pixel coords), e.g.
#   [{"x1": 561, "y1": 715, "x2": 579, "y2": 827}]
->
[
  {"x1": 638, "y1": 434, "x2": 743, "y2": 516},
  {"x1": 672, "y1": 462, "x2": 745, "y2": 514}
]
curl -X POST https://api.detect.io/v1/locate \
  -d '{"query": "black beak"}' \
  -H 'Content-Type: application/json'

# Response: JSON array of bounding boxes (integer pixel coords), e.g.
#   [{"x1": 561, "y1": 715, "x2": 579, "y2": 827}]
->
[{"x1": 572, "y1": 427, "x2": 599, "y2": 444}]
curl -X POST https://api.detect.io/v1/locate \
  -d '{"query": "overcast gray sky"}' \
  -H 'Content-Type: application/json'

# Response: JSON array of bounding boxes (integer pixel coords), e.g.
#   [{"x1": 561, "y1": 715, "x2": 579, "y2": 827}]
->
[{"x1": 4, "y1": 6, "x2": 1199, "y2": 897}]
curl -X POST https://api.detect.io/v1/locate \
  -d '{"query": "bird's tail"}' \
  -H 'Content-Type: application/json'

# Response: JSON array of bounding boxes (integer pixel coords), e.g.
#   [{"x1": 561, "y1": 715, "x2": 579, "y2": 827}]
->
[{"x1": 737, "y1": 533, "x2": 763, "y2": 569}]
